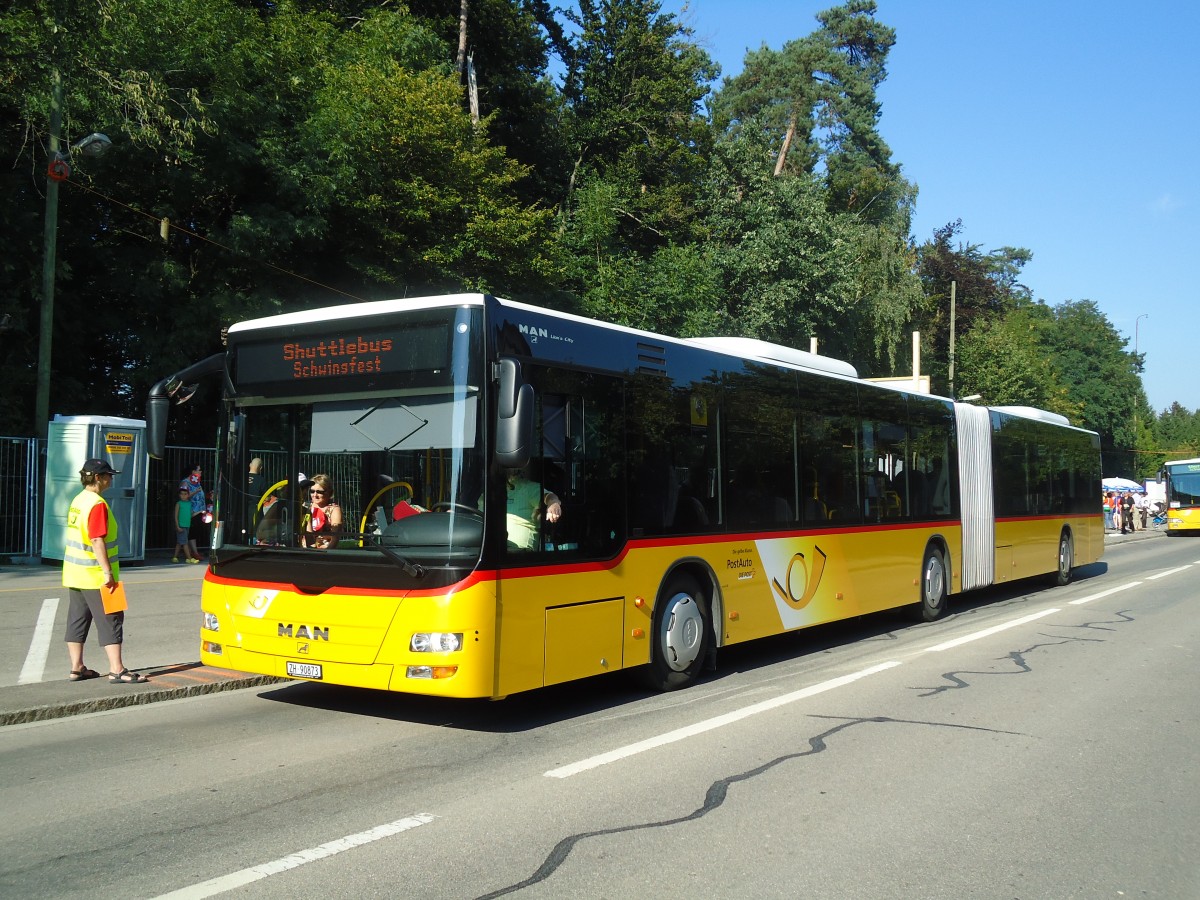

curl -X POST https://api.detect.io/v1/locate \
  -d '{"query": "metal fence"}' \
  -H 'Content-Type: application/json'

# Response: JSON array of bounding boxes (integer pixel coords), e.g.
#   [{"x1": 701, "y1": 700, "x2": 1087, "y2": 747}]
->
[
  {"x1": 146, "y1": 445, "x2": 218, "y2": 553},
  {"x1": 0, "y1": 437, "x2": 41, "y2": 559},
  {"x1": 0, "y1": 439, "x2": 364, "y2": 560},
  {"x1": 0, "y1": 438, "x2": 219, "y2": 559}
]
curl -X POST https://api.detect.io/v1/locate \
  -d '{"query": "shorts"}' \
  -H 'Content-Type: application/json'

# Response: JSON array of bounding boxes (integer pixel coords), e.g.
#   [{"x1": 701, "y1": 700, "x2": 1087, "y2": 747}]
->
[
  {"x1": 176, "y1": 528, "x2": 188, "y2": 545},
  {"x1": 65, "y1": 588, "x2": 124, "y2": 646}
]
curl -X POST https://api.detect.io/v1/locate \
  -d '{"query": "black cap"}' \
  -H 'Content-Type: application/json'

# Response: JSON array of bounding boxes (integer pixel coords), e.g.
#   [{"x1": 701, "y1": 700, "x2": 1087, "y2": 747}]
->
[{"x1": 81, "y1": 458, "x2": 120, "y2": 476}]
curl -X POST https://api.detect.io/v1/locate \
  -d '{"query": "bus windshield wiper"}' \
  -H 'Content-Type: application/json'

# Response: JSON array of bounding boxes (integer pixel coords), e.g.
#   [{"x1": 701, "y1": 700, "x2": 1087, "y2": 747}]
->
[
  {"x1": 213, "y1": 545, "x2": 277, "y2": 565},
  {"x1": 367, "y1": 543, "x2": 426, "y2": 578}
]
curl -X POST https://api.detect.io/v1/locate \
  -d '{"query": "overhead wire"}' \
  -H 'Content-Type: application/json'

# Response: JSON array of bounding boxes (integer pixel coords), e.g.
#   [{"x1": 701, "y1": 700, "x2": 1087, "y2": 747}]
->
[{"x1": 65, "y1": 178, "x2": 368, "y2": 303}]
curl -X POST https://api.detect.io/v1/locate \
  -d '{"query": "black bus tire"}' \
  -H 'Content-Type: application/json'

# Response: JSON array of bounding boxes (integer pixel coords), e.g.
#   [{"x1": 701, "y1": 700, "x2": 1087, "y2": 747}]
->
[
  {"x1": 913, "y1": 545, "x2": 948, "y2": 622},
  {"x1": 1052, "y1": 531, "x2": 1074, "y2": 586},
  {"x1": 639, "y1": 573, "x2": 710, "y2": 691}
]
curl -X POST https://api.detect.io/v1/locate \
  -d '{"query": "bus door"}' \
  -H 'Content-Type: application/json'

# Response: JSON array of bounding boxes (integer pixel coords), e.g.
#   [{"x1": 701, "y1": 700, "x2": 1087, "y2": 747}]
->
[{"x1": 493, "y1": 367, "x2": 627, "y2": 694}]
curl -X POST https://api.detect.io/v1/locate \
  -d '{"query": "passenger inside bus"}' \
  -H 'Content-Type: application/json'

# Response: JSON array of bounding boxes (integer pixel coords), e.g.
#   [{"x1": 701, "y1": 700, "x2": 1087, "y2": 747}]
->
[
  {"x1": 802, "y1": 469, "x2": 828, "y2": 523},
  {"x1": 303, "y1": 473, "x2": 342, "y2": 549}
]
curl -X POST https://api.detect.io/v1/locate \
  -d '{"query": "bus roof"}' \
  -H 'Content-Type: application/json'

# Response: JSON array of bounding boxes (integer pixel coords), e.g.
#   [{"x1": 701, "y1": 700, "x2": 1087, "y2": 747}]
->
[
  {"x1": 222, "y1": 294, "x2": 1081, "y2": 431},
  {"x1": 989, "y1": 405, "x2": 1071, "y2": 427},
  {"x1": 227, "y1": 294, "x2": 487, "y2": 335},
  {"x1": 685, "y1": 336, "x2": 858, "y2": 378}
]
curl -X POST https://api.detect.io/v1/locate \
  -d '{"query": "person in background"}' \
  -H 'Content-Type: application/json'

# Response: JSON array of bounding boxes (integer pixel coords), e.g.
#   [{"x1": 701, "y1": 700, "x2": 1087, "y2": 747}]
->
[
  {"x1": 303, "y1": 473, "x2": 343, "y2": 549},
  {"x1": 247, "y1": 457, "x2": 263, "y2": 496},
  {"x1": 1120, "y1": 491, "x2": 1135, "y2": 534},
  {"x1": 179, "y1": 463, "x2": 207, "y2": 560},
  {"x1": 63, "y1": 458, "x2": 148, "y2": 684},
  {"x1": 172, "y1": 487, "x2": 200, "y2": 563}
]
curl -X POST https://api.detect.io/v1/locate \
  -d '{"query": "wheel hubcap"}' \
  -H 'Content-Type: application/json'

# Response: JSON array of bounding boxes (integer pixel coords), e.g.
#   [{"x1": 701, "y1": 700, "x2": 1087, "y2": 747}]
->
[
  {"x1": 925, "y1": 558, "x2": 944, "y2": 605},
  {"x1": 661, "y1": 592, "x2": 704, "y2": 672}
]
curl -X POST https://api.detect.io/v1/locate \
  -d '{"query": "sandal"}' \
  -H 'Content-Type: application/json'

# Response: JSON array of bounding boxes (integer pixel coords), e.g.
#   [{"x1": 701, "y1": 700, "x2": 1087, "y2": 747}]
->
[
  {"x1": 69, "y1": 667, "x2": 101, "y2": 682},
  {"x1": 108, "y1": 669, "x2": 149, "y2": 684}
]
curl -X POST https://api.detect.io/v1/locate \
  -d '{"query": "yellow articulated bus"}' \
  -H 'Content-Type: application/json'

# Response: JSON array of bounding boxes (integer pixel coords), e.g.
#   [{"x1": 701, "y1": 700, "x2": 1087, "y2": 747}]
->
[
  {"x1": 146, "y1": 294, "x2": 1103, "y2": 699},
  {"x1": 1158, "y1": 458, "x2": 1200, "y2": 533}
]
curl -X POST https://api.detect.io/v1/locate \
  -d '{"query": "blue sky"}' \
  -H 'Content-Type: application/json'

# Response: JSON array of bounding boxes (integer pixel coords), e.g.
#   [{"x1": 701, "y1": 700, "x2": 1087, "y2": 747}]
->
[{"x1": 667, "y1": 0, "x2": 1199, "y2": 413}]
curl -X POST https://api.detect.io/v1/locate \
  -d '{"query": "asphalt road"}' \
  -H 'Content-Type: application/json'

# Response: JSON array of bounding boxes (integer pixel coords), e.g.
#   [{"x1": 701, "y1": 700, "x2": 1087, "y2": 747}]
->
[{"x1": 1, "y1": 531, "x2": 1197, "y2": 899}]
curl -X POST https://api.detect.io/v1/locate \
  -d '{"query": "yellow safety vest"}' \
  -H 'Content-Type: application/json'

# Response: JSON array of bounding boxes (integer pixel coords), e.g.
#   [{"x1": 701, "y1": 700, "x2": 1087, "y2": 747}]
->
[{"x1": 62, "y1": 490, "x2": 120, "y2": 589}]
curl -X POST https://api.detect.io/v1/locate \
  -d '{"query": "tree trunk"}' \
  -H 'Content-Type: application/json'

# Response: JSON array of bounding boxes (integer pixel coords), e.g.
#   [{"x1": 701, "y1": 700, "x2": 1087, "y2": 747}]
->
[
  {"x1": 455, "y1": 0, "x2": 469, "y2": 78},
  {"x1": 773, "y1": 115, "x2": 796, "y2": 176}
]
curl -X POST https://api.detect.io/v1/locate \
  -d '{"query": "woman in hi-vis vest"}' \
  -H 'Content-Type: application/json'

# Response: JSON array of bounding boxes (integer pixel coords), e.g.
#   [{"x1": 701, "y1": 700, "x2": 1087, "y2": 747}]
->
[{"x1": 62, "y1": 458, "x2": 148, "y2": 684}]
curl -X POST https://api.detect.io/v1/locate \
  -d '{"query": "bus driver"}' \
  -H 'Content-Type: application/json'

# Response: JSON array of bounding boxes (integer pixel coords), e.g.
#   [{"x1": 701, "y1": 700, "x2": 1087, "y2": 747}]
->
[{"x1": 496, "y1": 467, "x2": 561, "y2": 550}]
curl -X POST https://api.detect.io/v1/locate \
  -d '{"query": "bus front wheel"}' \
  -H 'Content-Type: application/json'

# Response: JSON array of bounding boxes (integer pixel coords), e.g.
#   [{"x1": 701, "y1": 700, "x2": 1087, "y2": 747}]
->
[
  {"x1": 913, "y1": 546, "x2": 948, "y2": 622},
  {"x1": 640, "y1": 574, "x2": 710, "y2": 691}
]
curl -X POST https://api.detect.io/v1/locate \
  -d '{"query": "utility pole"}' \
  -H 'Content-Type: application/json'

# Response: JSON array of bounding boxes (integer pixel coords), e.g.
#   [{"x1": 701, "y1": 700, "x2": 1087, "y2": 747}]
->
[
  {"x1": 35, "y1": 68, "x2": 64, "y2": 440},
  {"x1": 948, "y1": 280, "x2": 956, "y2": 398}
]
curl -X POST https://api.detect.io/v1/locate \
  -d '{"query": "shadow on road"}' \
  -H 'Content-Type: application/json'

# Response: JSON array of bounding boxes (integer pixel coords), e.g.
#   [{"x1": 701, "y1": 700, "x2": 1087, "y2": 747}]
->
[{"x1": 256, "y1": 562, "x2": 1113, "y2": 732}]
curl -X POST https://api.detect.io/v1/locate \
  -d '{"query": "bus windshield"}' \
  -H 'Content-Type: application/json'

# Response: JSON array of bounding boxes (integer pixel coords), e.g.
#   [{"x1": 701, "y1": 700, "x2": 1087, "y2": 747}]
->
[
  {"x1": 1165, "y1": 461, "x2": 1200, "y2": 508},
  {"x1": 212, "y1": 303, "x2": 488, "y2": 580}
]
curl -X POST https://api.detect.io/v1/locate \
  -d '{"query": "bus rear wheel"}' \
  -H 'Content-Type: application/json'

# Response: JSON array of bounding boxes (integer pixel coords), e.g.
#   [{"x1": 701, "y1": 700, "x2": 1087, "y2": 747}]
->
[
  {"x1": 640, "y1": 574, "x2": 710, "y2": 691},
  {"x1": 1052, "y1": 531, "x2": 1074, "y2": 586},
  {"x1": 913, "y1": 546, "x2": 948, "y2": 622}
]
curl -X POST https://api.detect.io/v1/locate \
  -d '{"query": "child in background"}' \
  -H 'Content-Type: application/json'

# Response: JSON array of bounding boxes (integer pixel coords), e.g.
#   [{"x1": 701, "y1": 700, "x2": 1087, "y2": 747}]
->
[{"x1": 173, "y1": 488, "x2": 199, "y2": 563}]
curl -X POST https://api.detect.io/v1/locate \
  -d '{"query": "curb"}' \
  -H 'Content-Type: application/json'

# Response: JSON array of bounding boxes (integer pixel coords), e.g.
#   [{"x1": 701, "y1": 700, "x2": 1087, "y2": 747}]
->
[{"x1": 0, "y1": 670, "x2": 285, "y2": 727}]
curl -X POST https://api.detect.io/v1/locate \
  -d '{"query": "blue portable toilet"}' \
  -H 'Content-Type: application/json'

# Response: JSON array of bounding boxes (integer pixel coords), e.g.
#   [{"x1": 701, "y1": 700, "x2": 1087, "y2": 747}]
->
[{"x1": 41, "y1": 415, "x2": 147, "y2": 564}]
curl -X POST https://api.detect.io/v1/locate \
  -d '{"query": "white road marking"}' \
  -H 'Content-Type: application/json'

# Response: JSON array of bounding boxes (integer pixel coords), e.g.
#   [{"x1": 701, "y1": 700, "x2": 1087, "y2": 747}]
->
[
  {"x1": 1146, "y1": 565, "x2": 1192, "y2": 580},
  {"x1": 18, "y1": 598, "x2": 59, "y2": 685},
  {"x1": 1069, "y1": 581, "x2": 1141, "y2": 605},
  {"x1": 544, "y1": 661, "x2": 902, "y2": 779},
  {"x1": 149, "y1": 813, "x2": 436, "y2": 900},
  {"x1": 922, "y1": 608, "x2": 1060, "y2": 653}
]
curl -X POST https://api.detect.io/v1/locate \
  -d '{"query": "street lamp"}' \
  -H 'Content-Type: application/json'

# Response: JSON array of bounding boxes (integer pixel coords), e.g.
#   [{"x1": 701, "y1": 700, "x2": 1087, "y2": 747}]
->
[
  {"x1": 34, "y1": 67, "x2": 111, "y2": 439},
  {"x1": 1134, "y1": 313, "x2": 1148, "y2": 358}
]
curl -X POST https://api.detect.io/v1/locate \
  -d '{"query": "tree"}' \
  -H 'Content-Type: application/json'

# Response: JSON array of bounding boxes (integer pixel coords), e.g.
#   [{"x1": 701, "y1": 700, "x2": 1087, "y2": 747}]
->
[
  {"x1": 1033, "y1": 300, "x2": 1149, "y2": 477},
  {"x1": 954, "y1": 309, "x2": 1079, "y2": 418},
  {"x1": 559, "y1": 0, "x2": 716, "y2": 252},
  {"x1": 404, "y1": 0, "x2": 572, "y2": 205},
  {"x1": 1154, "y1": 403, "x2": 1200, "y2": 462},
  {"x1": 913, "y1": 220, "x2": 1034, "y2": 395},
  {"x1": 712, "y1": 0, "x2": 900, "y2": 219},
  {"x1": 0, "y1": 0, "x2": 558, "y2": 439}
]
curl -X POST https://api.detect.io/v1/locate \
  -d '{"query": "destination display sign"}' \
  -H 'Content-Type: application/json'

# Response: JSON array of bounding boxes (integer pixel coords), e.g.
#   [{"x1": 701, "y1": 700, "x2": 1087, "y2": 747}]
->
[{"x1": 234, "y1": 322, "x2": 449, "y2": 388}]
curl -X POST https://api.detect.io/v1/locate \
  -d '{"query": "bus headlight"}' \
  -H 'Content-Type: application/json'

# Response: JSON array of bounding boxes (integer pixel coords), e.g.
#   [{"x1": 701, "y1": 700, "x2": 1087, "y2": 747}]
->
[
  {"x1": 203, "y1": 612, "x2": 220, "y2": 632},
  {"x1": 410, "y1": 632, "x2": 462, "y2": 653}
]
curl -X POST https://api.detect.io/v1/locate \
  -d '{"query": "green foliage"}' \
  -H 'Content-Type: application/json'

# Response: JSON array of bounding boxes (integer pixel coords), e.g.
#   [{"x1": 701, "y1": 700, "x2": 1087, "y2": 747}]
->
[
  {"x1": 1030, "y1": 300, "x2": 1148, "y2": 475},
  {"x1": 712, "y1": 0, "x2": 903, "y2": 222},
  {"x1": 0, "y1": 0, "x2": 1176, "y2": 449},
  {"x1": 560, "y1": 0, "x2": 716, "y2": 250},
  {"x1": 700, "y1": 134, "x2": 859, "y2": 348},
  {"x1": 955, "y1": 310, "x2": 1079, "y2": 419},
  {"x1": 913, "y1": 219, "x2": 1036, "y2": 394},
  {"x1": 1153, "y1": 403, "x2": 1200, "y2": 462}
]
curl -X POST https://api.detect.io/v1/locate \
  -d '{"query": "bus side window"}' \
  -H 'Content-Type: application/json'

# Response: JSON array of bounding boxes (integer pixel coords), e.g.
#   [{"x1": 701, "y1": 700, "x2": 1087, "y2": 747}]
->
[{"x1": 524, "y1": 367, "x2": 625, "y2": 557}]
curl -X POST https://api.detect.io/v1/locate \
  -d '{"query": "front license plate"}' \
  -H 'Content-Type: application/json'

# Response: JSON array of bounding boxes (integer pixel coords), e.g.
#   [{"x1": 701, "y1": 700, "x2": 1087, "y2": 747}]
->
[{"x1": 286, "y1": 661, "x2": 323, "y2": 680}]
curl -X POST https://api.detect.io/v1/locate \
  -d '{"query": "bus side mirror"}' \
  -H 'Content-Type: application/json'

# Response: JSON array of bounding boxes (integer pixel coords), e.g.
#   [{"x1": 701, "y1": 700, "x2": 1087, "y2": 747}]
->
[
  {"x1": 146, "y1": 380, "x2": 171, "y2": 459},
  {"x1": 495, "y1": 357, "x2": 532, "y2": 468},
  {"x1": 144, "y1": 352, "x2": 227, "y2": 459}
]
